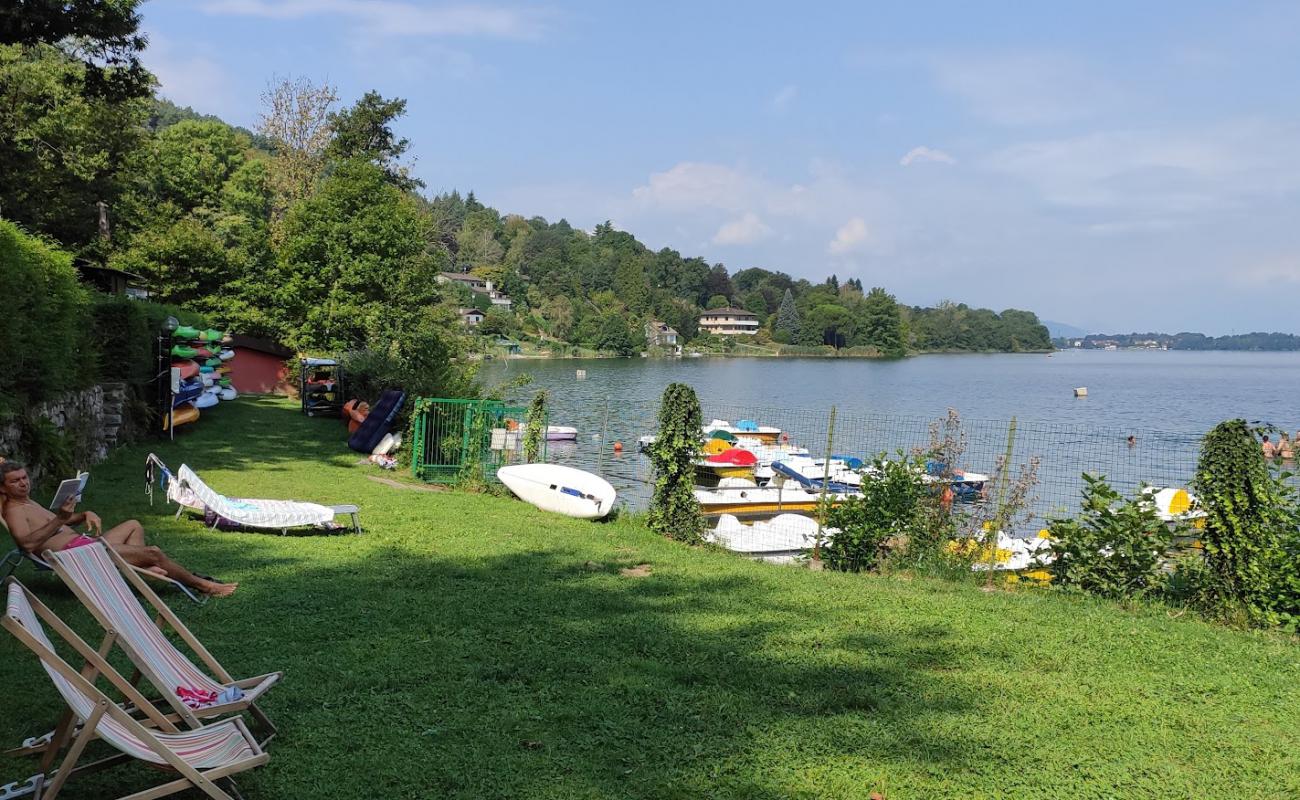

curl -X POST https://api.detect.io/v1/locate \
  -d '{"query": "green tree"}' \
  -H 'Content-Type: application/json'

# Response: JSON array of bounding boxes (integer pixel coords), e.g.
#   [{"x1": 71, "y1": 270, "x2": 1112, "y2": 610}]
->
[
  {"x1": 274, "y1": 159, "x2": 444, "y2": 351},
  {"x1": 110, "y1": 215, "x2": 229, "y2": 307},
  {"x1": 0, "y1": 0, "x2": 151, "y2": 101},
  {"x1": 802, "y1": 303, "x2": 852, "y2": 348},
  {"x1": 742, "y1": 289, "x2": 768, "y2": 323},
  {"x1": 859, "y1": 287, "x2": 904, "y2": 356},
  {"x1": 145, "y1": 120, "x2": 248, "y2": 212},
  {"x1": 704, "y1": 263, "x2": 734, "y2": 305},
  {"x1": 706, "y1": 294, "x2": 729, "y2": 309},
  {"x1": 325, "y1": 90, "x2": 421, "y2": 190},
  {"x1": 0, "y1": 43, "x2": 148, "y2": 251},
  {"x1": 774, "y1": 288, "x2": 800, "y2": 342}
]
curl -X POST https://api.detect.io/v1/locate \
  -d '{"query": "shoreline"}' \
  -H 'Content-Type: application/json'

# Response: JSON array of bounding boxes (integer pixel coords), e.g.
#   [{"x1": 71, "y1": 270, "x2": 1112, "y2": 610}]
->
[{"x1": 483, "y1": 348, "x2": 1055, "y2": 362}]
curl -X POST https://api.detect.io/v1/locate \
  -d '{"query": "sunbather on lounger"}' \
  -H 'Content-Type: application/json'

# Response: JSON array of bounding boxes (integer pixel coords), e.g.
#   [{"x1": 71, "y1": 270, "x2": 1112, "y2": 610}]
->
[{"x1": 1, "y1": 461, "x2": 237, "y2": 597}]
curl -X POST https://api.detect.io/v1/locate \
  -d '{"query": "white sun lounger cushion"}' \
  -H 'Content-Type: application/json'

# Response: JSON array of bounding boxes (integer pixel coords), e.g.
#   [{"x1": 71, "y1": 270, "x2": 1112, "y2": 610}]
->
[{"x1": 177, "y1": 465, "x2": 336, "y2": 528}]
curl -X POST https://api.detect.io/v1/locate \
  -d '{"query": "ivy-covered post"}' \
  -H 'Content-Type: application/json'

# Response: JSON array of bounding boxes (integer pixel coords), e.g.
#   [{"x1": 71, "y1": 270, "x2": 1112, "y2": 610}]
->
[
  {"x1": 647, "y1": 383, "x2": 705, "y2": 543},
  {"x1": 1193, "y1": 419, "x2": 1293, "y2": 623},
  {"x1": 523, "y1": 390, "x2": 547, "y2": 464}
]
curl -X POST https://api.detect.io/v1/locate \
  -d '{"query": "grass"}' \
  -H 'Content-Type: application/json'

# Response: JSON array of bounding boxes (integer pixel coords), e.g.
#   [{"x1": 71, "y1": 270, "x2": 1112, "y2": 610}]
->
[{"x1": 2, "y1": 396, "x2": 1299, "y2": 799}]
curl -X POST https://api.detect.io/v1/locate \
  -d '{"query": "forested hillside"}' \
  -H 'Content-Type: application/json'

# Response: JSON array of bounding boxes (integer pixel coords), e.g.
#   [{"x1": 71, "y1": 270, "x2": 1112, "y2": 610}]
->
[{"x1": 0, "y1": 6, "x2": 1050, "y2": 361}]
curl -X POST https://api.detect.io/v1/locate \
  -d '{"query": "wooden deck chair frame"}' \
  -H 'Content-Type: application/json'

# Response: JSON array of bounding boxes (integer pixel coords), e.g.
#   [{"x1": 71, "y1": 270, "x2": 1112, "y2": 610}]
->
[
  {"x1": 44, "y1": 546, "x2": 279, "y2": 746},
  {"x1": 1, "y1": 578, "x2": 186, "y2": 768},
  {"x1": 1, "y1": 579, "x2": 267, "y2": 800},
  {"x1": 0, "y1": 512, "x2": 205, "y2": 605}
]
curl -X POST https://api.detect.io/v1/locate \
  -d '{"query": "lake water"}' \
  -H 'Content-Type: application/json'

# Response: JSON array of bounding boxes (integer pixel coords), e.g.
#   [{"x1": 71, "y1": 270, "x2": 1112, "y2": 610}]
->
[{"x1": 484, "y1": 350, "x2": 1300, "y2": 523}]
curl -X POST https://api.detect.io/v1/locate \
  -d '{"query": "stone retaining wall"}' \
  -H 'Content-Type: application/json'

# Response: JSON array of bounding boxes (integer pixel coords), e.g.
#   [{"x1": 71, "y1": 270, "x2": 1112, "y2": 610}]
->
[{"x1": 0, "y1": 382, "x2": 139, "y2": 480}]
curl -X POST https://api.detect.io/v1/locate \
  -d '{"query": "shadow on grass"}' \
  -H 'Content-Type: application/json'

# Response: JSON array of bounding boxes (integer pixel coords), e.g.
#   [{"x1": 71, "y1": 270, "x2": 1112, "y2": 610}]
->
[{"x1": 208, "y1": 545, "x2": 990, "y2": 800}]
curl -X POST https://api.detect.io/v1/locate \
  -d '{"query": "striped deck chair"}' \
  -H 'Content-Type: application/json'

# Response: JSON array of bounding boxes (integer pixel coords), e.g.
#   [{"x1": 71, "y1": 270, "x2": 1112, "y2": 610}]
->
[
  {"x1": 44, "y1": 543, "x2": 280, "y2": 746},
  {"x1": 0, "y1": 513, "x2": 205, "y2": 605},
  {"x1": 2, "y1": 579, "x2": 268, "y2": 800}
]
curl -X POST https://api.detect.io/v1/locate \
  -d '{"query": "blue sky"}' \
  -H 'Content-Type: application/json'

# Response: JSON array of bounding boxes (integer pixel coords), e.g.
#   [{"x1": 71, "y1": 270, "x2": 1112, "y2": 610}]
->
[{"x1": 141, "y1": 1, "x2": 1300, "y2": 334}]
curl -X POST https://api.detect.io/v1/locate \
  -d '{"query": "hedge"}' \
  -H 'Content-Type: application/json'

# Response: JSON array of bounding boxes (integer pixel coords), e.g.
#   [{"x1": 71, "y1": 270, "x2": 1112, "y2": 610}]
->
[{"x1": 1, "y1": 219, "x2": 208, "y2": 418}]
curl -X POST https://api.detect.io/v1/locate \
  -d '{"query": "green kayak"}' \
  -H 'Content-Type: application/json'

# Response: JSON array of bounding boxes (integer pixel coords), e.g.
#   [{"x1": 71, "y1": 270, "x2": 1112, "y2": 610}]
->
[
  {"x1": 171, "y1": 345, "x2": 198, "y2": 358},
  {"x1": 172, "y1": 325, "x2": 201, "y2": 339}
]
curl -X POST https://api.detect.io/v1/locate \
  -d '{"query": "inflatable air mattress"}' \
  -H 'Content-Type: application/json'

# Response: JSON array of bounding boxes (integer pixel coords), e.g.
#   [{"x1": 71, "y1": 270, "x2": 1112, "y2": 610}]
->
[{"x1": 348, "y1": 389, "x2": 406, "y2": 454}]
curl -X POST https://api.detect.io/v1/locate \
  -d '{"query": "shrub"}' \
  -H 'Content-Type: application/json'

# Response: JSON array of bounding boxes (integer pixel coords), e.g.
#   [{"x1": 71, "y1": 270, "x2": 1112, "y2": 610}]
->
[
  {"x1": 523, "y1": 390, "x2": 546, "y2": 464},
  {"x1": 823, "y1": 453, "x2": 926, "y2": 572},
  {"x1": 647, "y1": 383, "x2": 704, "y2": 543},
  {"x1": 1193, "y1": 419, "x2": 1300, "y2": 625},
  {"x1": 340, "y1": 310, "x2": 477, "y2": 404},
  {"x1": 1047, "y1": 474, "x2": 1176, "y2": 599}
]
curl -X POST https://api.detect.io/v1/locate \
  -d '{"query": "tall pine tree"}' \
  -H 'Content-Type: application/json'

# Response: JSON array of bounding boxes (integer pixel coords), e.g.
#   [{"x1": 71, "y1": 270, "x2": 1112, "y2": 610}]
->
[{"x1": 775, "y1": 288, "x2": 800, "y2": 342}]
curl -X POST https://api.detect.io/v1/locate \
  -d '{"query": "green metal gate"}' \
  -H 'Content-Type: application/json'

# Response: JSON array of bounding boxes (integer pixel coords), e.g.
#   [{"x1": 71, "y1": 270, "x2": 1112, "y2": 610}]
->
[{"x1": 411, "y1": 398, "x2": 541, "y2": 484}]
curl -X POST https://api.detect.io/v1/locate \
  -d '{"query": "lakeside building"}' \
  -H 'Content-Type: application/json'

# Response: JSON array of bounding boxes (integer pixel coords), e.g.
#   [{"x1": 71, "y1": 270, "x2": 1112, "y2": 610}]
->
[
  {"x1": 698, "y1": 307, "x2": 759, "y2": 336},
  {"x1": 645, "y1": 320, "x2": 682, "y2": 352},
  {"x1": 459, "y1": 308, "x2": 485, "y2": 326},
  {"x1": 437, "y1": 271, "x2": 512, "y2": 309}
]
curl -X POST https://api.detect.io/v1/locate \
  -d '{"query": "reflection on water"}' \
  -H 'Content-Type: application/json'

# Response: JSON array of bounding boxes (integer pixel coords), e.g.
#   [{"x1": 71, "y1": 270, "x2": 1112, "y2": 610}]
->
[{"x1": 486, "y1": 350, "x2": 1300, "y2": 520}]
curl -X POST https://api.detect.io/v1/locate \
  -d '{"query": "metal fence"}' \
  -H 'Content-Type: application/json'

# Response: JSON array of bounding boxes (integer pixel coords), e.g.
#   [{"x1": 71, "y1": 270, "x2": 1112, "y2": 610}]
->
[
  {"x1": 528, "y1": 397, "x2": 1277, "y2": 533},
  {"x1": 411, "y1": 398, "x2": 537, "y2": 484}
]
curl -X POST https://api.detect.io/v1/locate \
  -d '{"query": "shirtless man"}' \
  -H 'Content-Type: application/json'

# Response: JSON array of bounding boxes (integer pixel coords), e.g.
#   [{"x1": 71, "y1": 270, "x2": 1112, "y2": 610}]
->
[{"x1": 1, "y1": 461, "x2": 237, "y2": 597}]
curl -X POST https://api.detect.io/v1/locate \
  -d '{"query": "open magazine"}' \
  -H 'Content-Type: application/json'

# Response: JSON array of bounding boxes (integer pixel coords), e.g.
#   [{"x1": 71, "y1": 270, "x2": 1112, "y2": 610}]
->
[{"x1": 49, "y1": 471, "x2": 89, "y2": 511}]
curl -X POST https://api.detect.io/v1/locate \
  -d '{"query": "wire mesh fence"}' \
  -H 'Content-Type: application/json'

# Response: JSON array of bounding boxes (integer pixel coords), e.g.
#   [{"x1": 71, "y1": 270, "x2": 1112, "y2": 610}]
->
[{"x1": 529, "y1": 393, "x2": 1295, "y2": 545}]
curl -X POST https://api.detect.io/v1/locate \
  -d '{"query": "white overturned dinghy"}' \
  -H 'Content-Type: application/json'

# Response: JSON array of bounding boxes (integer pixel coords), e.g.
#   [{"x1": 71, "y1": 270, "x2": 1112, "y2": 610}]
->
[{"x1": 497, "y1": 464, "x2": 616, "y2": 520}]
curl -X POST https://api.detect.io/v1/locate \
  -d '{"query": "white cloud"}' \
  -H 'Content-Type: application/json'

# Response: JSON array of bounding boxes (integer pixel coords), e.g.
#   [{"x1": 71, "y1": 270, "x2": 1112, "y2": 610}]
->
[
  {"x1": 828, "y1": 218, "x2": 871, "y2": 255},
  {"x1": 712, "y1": 212, "x2": 772, "y2": 245},
  {"x1": 930, "y1": 51, "x2": 1122, "y2": 126},
  {"x1": 899, "y1": 145, "x2": 956, "y2": 167},
  {"x1": 1231, "y1": 255, "x2": 1300, "y2": 287},
  {"x1": 201, "y1": 0, "x2": 548, "y2": 39},
  {"x1": 770, "y1": 84, "x2": 797, "y2": 112},
  {"x1": 982, "y1": 122, "x2": 1300, "y2": 219},
  {"x1": 631, "y1": 162, "x2": 760, "y2": 214}
]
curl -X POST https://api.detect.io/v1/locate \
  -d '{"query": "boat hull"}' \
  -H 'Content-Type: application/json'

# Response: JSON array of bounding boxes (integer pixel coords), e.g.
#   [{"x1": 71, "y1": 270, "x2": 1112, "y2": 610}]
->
[{"x1": 498, "y1": 464, "x2": 616, "y2": 519}]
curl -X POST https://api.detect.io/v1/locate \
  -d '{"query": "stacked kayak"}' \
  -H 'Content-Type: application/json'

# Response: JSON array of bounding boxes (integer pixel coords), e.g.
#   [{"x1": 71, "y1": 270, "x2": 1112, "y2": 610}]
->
[{"x1": 166, "y1": 325, "x2": 237, "y2": 431}]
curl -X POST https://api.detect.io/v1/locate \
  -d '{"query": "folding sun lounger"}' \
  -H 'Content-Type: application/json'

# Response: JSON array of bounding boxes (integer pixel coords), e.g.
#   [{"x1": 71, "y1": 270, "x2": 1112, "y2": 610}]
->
[
  {"x1": 0, "y1": 516, "x2": 205, "y2": 605},
  {"x1": 1, "y1": 580, "x2": 268, "y2": 800},
  {"x1": 145, "y1": 455, "x2": 361, "y2": 534},
  {"x1": 43, "y1": 542, "x2": 281, "y2": 746}
]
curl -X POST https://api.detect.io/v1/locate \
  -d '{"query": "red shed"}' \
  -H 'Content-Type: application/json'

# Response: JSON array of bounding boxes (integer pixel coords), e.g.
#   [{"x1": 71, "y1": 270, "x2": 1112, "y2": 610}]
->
[{"x1": 227, "y1": 335, "x2": 295, "y2": 395}]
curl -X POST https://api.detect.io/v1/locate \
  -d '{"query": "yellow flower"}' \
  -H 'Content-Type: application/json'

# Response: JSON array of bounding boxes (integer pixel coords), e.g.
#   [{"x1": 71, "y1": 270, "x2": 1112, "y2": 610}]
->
[
  {"x1": 1024, "y1": 570, "x2": 1053, "y2": 583},
  {"x1": 1004, "y1": 573, "x2": 1020, "y2": 584},
  {"x1": 1036, "y1": 529, "x2": 1052, "y2": 539}
]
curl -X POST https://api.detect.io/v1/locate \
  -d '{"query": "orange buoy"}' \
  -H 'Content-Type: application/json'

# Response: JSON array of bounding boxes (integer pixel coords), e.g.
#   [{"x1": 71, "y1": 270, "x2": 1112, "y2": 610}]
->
[{"x1": 613, "y1": 441, "x2": 623, "y2": 452}]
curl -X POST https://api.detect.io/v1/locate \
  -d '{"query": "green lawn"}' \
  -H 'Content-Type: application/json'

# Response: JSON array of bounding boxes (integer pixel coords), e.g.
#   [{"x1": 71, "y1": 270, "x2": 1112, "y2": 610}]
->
[{"x1": 2, "y1": 397, "x2": 1299, "y2": 799}]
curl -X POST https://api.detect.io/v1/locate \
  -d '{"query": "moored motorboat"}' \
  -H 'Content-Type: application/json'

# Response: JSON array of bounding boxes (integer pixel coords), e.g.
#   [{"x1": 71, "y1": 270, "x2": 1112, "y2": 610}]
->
[
  {"x1": 694, "y1": 483, "x2": 854, "y2": 520},
  {"x1": 694, "y1": 448, "x2": 759, "y2": 485},
  {"x1": 704, "y1": 418, "x2": 783, "y2": 444}
]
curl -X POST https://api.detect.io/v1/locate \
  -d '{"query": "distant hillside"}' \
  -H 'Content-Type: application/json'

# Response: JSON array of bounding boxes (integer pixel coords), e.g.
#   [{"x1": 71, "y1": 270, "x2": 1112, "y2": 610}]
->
[
  {"x1": 1043, "y1": 319, "x2": 1089, "y2": 339},
  {"x1": 1057, "y1": 331, "x2": 1300, "y2": 351}
]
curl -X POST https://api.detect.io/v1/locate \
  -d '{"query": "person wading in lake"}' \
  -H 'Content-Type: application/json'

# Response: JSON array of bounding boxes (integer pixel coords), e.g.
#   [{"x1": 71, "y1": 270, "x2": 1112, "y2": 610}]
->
[
  {"x1": 1279, "y1": 432, "x2": 1295, "y2": 462},
  {"x1": 1262, "y1": 435, "x2": 1277, "y2": 460},
  {"x1": 0, "y1": 461, "x2": 237, "y2": 597}
]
